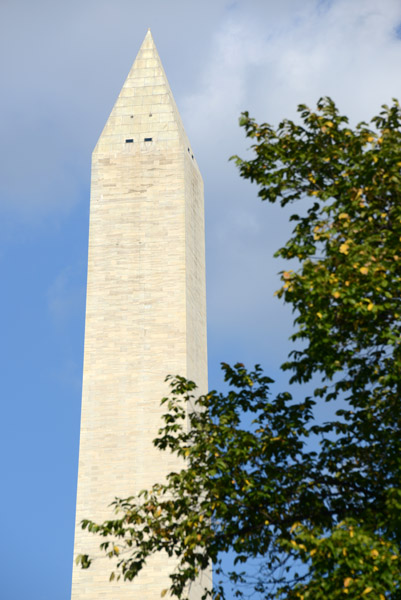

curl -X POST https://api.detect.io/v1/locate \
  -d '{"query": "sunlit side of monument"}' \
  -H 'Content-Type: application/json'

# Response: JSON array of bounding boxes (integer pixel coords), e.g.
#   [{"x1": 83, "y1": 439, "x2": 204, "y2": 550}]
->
[{"x1": 71, "y1": 30, "x2": 208, "y2": 599}]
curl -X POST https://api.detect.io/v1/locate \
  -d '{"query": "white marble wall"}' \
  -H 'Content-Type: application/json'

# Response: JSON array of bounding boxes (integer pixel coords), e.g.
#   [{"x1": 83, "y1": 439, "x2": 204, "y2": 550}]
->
[{"x1": 71, "y1": 31, "x2": 208, "y2": 600}]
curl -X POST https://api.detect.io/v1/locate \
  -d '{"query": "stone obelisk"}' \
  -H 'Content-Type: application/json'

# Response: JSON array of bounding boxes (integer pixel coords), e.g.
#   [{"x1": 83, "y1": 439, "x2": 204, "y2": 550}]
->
[{"x1": 71, "y1": 30, "x2": 207, "y2": 599}]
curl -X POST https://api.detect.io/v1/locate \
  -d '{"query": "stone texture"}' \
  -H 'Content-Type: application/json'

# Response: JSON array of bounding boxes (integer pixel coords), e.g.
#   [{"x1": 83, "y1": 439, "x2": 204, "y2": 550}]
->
[{"x1": 71, "y1": 30, "x2": 208, "y2": 599}]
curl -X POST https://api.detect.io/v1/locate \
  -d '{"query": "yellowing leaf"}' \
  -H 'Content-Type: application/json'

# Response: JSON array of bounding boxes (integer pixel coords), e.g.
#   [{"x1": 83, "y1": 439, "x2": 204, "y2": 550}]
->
[
  {"x1": 340, "y1": 243, "x2": 349, "y2": 254},
  {"x1": 310, "y1": 549, "x2": 317, "y2": 556},
  {"x1": 113, "y1": 546, "x2": 120, "y2": 555},
  {"x1": 339, "y1": 213, "x2": 349, "y2": 220},
  {"x1": 344, "y1": 577, "x2": 352, "y2": 588},
  {"x1": 362, "y1": 587, "x2": 373, "y2": 595},
  {"x1": 359, "y1": 267, "x2": 368, "y2": 275},
  {"x1": 317, "y1": 312, "x2": 322, "y2": 319},
  {"x1": 332, "y1": 291, "x2": 340, "y2": 299},
  {"x1": 370, "y1": 549, "x2": 379, "y2": 559},
  {"x1": 161, "y1": 589, "x2": 168, "y2": 597}
]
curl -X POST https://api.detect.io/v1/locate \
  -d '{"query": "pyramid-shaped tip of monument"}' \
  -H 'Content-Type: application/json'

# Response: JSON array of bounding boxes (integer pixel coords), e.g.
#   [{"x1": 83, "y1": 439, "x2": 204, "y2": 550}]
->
[
  {"x1": 94, "y1": 29, "x2": 196, "y2": 159},
  {"x1": 138, "y1": 27, "x2": 157, "y2": 51}
]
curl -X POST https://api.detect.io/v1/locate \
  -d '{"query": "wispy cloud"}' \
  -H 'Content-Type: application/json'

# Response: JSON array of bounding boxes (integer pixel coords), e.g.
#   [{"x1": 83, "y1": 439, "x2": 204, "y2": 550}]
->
[{"x1": 178, "y1": 0, "x2": 401, "y2": 365}]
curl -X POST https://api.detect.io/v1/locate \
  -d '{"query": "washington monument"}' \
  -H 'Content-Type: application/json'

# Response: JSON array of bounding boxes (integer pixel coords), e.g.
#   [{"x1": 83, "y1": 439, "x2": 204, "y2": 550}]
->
[{"x1": 71, "y1": 30, "x2": 208, "y2": 599}]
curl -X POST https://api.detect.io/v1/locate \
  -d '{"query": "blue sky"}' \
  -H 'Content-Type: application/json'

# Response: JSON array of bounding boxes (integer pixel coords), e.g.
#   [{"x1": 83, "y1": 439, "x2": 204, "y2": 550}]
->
[{"x1": 1, "y1": 1, "x2": 401, "y2": 598}]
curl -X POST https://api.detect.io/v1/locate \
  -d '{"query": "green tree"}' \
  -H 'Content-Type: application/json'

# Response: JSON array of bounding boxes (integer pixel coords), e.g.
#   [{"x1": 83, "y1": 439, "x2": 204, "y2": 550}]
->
[{"x1": 77, "y1": 98, "x2": 401, "y2": 599}]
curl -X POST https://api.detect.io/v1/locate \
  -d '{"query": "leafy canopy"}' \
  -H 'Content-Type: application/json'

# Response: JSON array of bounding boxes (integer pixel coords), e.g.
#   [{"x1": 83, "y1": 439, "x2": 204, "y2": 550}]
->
[{"x1": 77, "y1": 98, "x2": 401, "y2": 600}]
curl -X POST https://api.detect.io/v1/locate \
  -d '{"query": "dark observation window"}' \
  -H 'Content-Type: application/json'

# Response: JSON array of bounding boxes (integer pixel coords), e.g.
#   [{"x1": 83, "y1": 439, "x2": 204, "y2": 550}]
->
[
  {"x1": 144, "y1": 137, "x2": 153, "y2": 142},
  {"x1": 125, "y1": 139, "x2": 134, "y2": 143}
]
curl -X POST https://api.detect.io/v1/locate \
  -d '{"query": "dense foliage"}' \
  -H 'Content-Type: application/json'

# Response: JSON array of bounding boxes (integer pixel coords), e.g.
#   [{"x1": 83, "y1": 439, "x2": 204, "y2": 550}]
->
[{"x1": 78, "y1": 98, "x2": 401, "y2": 599}]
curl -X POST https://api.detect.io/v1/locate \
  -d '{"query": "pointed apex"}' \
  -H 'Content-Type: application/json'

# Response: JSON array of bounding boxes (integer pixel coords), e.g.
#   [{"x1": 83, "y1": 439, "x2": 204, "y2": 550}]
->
[
  {"x1": 138, "y1": 27, "x2": 156, "y2": 51},
  {"x1": 94, "y1": 31, "x2": 196, "y2": 165}
]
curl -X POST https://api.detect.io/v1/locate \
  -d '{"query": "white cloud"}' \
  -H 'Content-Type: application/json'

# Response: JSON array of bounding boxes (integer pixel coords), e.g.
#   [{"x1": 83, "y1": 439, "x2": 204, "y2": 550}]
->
[
  {"x1": 0, "y1": 0, "x2": 230, "y2": 218},
  {"x1": 176, "y1": 0, "x2": 401, "y2": 366},
  {"x1": 3, "y1": 0, "x2": 401, "y2": 363},
  {"x1": 183, "y1": 0, "x2": 401, "y2": 139},
  {"x1": 2, "y1": 0, "x2": 400, "y2": 218}
]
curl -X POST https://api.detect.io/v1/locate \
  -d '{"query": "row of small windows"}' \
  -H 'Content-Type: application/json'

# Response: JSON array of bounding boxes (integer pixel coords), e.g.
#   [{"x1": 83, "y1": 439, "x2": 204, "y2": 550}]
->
[
  {"x1": 124, "y1": 139, "x2": 195, "y2": 161},
  {"x1": 125, "y1": 138, "x2": 152, "y2": 143}
]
